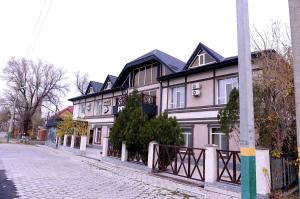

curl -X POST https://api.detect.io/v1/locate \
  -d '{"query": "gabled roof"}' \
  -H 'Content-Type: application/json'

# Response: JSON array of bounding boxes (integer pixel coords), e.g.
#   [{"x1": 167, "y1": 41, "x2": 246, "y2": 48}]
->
[
  {"x1": 114, "y1": 49, "x2": 185, "y2": 87},
  {"x1": 184, "y1": 42, "x2": 224, "y2": 70},
  {"x1": 158, "y1": 50, "x2": 274, "y2": 81},
  {"x1": 85, "y1": 81, "x2": 103, "y2": 95},
  {"x1": 49, "y1": 106, "x2": 73, "y2": 119},
  {"x1": 102, "y1": 74, "x2": 117, "y2": 89}
]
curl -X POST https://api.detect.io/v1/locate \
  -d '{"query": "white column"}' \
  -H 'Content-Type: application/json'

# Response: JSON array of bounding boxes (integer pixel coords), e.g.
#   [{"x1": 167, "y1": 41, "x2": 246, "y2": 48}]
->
[
  {"x1": 70, "y1": 135, "x2": 75, "y2": 148},
  {"x1": 256, "y1": 149, "x2": 271, "y2": 195},
  {"x1": 121, "y1": 141, "x2": 128, "y2": 162},
  {"x1": 63, "y1": 135, "x2": 67, "y2": 147},
  {"x1": 147, "y1": 141, "x2": 158, "y2": 169},
  {"x1": 205, "y1": 144, "x2": 218, "y2": 183},
  {"x1": 102, "y1": 137, "x2": 109, "y2": 157},
  {"x1": 80, "y1": 135, "x2": 87, "y2": 153}
]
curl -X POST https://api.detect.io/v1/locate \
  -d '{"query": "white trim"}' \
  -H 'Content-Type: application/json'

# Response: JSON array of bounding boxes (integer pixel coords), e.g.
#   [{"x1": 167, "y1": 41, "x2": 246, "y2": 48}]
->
[{"x1": 169, "y1": 110, "x2": 218, "y2": 120}]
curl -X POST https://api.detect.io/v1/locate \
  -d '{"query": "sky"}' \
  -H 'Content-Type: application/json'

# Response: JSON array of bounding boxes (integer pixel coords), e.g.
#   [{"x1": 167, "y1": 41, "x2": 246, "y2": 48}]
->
[{"x1": 0, "y1": 0, "x2": 290, "y2": 111}]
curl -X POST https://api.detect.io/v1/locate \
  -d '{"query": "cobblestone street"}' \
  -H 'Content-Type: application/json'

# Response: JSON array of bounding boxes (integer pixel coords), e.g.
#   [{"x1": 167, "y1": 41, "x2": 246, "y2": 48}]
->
[{"x1": 0, "y1": 144, "x2": 239, "y2": 199}]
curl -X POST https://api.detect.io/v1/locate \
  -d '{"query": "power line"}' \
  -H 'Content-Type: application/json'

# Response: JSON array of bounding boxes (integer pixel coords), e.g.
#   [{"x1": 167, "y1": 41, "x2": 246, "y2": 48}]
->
[
  {"x1": 26, "y1": 0, "x2": 54, "y2": 58},
  {"x1": 25, "y1": 0, "x2": 47, "y2": 57}
]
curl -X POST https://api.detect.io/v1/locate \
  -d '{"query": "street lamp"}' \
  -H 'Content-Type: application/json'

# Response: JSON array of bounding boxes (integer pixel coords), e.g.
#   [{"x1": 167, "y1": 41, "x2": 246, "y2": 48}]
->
[{"x1": 7, "y1": 86, "x2": 26, "y2": 143}]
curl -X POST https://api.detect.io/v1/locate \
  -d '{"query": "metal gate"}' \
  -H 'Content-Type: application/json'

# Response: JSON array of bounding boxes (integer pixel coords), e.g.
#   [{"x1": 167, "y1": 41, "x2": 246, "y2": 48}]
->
[
  {"x1": 217, "y1": 149, "x2": 241, "y2": 184},
  {"x1": 152, "y1": 144, "x2": 205, "y2": 182}
]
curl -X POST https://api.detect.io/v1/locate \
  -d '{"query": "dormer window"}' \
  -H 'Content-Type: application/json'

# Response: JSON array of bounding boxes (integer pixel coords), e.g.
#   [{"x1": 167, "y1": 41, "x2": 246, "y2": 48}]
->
[
  {"x1": 88, "y1": 87, "x2": 94, "y2": 94},
  {"x1": 190, "y1": 52, "x2": 215, "y2": 68},
  {"x1": 105, "y1": 81, "x2": 112, "y2": 90}
]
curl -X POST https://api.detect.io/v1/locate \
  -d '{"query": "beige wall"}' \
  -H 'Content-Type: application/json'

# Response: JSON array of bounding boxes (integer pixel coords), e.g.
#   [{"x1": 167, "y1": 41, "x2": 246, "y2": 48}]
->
[
  {"x1": 169, "y1": 77, "x2": 185, "y2": 86},
  {"x1": 161, "y1": 88, "x2": 168, "y2": 113},
  {"x1": 186, "y1": 79, "x2": 214, "y2": 107},
  {"x1": 215, "y1": 65, "x2": 238, "y2": 76},
  {"x1": 193, "y1": 124, "x2": 208, "y2": 148},
  {"x1": 187, "y1": 71, "x2": 213, "y2": 82}
]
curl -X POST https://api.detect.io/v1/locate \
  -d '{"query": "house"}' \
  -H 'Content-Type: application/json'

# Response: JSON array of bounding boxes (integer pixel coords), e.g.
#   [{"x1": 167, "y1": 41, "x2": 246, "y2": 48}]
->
[
  {"x1": 69, "y1": 50, "x2": 185, "y2": 147},
  {"x1": 45, "y1": 106, "x2": 73, "y2": 145},
  {"x1": 69, "y1": 42, "x2": 264, "y2": 151}
]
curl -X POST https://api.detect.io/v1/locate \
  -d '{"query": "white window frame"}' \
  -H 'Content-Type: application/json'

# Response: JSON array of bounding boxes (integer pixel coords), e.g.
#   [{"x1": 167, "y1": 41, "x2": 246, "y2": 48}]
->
[
  {"x1": 94, "y1": 128, "x2": 102, "y2": 144},
  {"x1": 94, "y1": 100, "x2": 102, "y2": 115},
  {"x1": 182, "y1": 129, "x2": 192, "y2": 148},
  {"x1": 210, "y1": 128, "x2": 228, "y2": 150},
  {"x1": 169, "y1": 86, "x2": 185, "y2": 109},
  {"x1": 217, "y1": 77, "x2": 238, "y2": 105}
]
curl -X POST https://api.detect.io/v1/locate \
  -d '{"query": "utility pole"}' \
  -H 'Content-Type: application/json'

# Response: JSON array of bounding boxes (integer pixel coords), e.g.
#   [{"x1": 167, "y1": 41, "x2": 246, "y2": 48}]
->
[
  {"x1": 7, "y1": 95, "x2": 18, "y2": 142},
  {"x1": 236, "y1": 0, "x2": 256, "y2": 198},
  {"x1": 288, "y1": 0, "x2": 300, "y2": 197}
]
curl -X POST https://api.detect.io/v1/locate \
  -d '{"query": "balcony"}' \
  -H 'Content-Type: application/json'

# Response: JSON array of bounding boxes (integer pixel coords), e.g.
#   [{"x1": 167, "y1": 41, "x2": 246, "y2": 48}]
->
[{"x1": 113, "y1": 93, "x2": 157, "y2": 116}]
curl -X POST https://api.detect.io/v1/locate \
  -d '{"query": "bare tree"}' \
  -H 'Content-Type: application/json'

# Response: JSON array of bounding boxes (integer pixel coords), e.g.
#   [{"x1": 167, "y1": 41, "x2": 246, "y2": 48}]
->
[
  {"x1": 251, "y1": 22, "x2": 296, "y2": 155},
  {"x1": 75, "y1": 71, "x2": 89, "y2": 95},
  {"x1": 1, "y1": 57, "x2": 69, "y2": 136}
]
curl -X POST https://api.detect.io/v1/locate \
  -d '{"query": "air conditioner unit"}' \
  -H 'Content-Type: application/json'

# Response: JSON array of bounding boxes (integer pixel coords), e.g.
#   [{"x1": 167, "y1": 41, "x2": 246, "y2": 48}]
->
[
  {"x1": 192, "y1": 83, "x2": 200, "y2": 90},
  {"x1": 192, "y1": 89, "x2": 200, "y2": 96}
]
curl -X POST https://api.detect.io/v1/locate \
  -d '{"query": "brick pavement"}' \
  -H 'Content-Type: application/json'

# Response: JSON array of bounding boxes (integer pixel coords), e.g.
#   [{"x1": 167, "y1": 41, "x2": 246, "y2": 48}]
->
[{"x1": 0, "y1": 144, "x2": 240, "y2": 199}]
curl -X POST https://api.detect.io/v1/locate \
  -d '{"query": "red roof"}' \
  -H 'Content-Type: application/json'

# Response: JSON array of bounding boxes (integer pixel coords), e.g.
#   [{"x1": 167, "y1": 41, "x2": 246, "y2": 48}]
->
[{"x1": 49, "y1": 106, "x2": 73, "y2": 119}]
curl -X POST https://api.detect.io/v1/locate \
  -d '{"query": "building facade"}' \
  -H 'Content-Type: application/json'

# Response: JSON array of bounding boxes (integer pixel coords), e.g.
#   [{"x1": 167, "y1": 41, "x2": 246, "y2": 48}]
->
[{"x1": 69, "y1": 42, "x2": 263, "y2": 151}]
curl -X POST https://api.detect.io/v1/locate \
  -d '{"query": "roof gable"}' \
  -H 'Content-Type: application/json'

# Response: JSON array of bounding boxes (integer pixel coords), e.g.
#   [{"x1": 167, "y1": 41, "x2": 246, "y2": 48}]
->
[
  {"x1": 114, "y1": 49, "x2": 185, "y2": 87},
  {"x1": 85, "y1": 81, "x2": 103, "y2": 95},
  {"x1": 184, "y1": 42, "x2": 224, "y2": 70},
  {"x1": 102, "y1": 74, "x2": 117, "y2": 90}
]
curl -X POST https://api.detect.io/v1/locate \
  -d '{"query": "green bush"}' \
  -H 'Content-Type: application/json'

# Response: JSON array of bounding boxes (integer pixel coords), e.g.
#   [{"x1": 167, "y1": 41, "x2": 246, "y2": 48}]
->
[{"x1": 110, "y1": 90, "x2": 184, "y2": 164}]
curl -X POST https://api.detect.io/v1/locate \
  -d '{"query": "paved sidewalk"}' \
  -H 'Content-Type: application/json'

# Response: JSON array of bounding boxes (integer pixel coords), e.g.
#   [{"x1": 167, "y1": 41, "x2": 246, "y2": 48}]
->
[
  {"x1": 39, "y1": 144, "x2": 241, "y2": 199},
  {"x1": 0, "y1": 143, "x2": 241, "y2": 199}
]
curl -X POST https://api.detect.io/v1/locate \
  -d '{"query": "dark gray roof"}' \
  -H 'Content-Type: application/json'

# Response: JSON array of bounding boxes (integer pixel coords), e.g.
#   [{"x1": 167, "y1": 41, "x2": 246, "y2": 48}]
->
[
  {"x1": 107, "y1": 75, "x2": 117, "y2": 85},
  {"x1": 113, "y1": 49, "x2": 185, "y2": 87},
  {"x1": 90, "y1": 81, "x2": 103, "y2": 92},
  {"x1": 127, "y1": 49, "x2": 185, "y2": 72},
  {"x1": 184, "y1": 42, "x2": 224, "y2": 70}
]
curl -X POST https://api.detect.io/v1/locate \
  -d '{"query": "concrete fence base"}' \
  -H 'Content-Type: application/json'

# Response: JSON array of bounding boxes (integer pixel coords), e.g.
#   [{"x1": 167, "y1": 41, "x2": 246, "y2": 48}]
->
[
  {"x1": 102, "y1": 137, "x2": 108, "y2": 157},
  {"x1": 147, "y1": 141, "x2": 158, "y2": 169},
  {"x1": 70, "y1": 135, "x2": 75, "y2": 148},
  {"x1": 63, "y1": 135, "x2": 67, "y2": 147},
  {"x1": 80, "y1": 136, "x2": 87, "y2": 154},
  {"x1": 121, "y1": 141, "x2": 128, "y2": 162}
]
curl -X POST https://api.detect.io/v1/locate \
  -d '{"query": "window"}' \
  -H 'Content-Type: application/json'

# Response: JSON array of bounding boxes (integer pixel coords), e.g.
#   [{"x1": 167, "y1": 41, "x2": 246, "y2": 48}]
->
[
  {"x1": 94, "y1": 128, "x2": 101, "y2": 144},
  {"x1": 169, "y1": 86, "x2": 185, "y2": 109},
  {"x1": 191, "y1": 52, "x2": 215, "y2": 68},
  {"x1": 80, "y1": 103, "x2": 86, "y2": 114},
  {"x1": 210, "y1": 128, "x2": 228, "y2": 150},
  {"x1": 133, "y1": 63, "x2": 158, "y2": 87},
  {"x1": 217, "y1": 77, "x2": 238, "y2": 104},
  {"x1": 95, "y1": 101, "x2": 102, "y2": 115},
  {"x1": 182, "y1": 129, "x2": 192, "y2": 148},
  {"x1": 105, "y1": 81, "x2": 112, "y2": 90},
  {"x1": 88, "y1": 87, "x2": 94, "y2": 94}
]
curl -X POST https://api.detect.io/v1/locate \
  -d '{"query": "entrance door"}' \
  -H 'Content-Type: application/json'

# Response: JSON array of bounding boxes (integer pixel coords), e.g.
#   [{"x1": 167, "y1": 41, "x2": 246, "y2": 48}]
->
[{"x1": 89, "y1": 130, "x2": 94, "y2": 145}]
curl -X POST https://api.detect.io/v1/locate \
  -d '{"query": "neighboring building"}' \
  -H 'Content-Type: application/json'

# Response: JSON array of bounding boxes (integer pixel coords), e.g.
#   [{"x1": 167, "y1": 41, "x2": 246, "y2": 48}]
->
[
  {"x1": 45, "y1": 106, "x2": 73, "y2": 145},
  {"x1": 69, "y1": 42, "x2": 263, "y2": 151}
]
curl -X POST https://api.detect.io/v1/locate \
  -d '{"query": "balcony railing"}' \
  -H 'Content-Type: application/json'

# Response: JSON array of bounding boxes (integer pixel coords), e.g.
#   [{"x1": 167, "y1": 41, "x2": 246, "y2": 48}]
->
[
  {"x1": 115, "y1": 93, "x2": 156, "y2": 106},
  {"x1": 113, "y1": 93, "x2": 157, "y2": 116}
]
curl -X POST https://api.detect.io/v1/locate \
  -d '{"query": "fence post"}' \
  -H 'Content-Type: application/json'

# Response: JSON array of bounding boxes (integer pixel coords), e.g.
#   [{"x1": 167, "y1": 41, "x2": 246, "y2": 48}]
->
[
  {"x1": 80, "y1": 135, "x2": 87, "y2": 154},
  {"x1": 256, "y1": 148, "x2": 271, "y2": 196},
  {"x1": 147, "y1": 141, "x2": 158, "y2": 169},
  {"x1": 121, "y1": 141, "x2": 128, "y2": 162},
  {"x1": 205, "y1": 144, "x2": 218, "y2": 183},
  {"x1": 102, "y1": 137, "x2": 109, "y2": 157},
  {"x1": 70, "y1": 135, "x2": 75, "y2": 148},
  {"x1": 63, "y1": 135, "x2": 67, "y2": 147}
]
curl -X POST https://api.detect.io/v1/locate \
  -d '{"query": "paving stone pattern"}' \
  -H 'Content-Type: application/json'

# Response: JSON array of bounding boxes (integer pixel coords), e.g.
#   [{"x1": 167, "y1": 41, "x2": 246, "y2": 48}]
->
[{"x1": 0, "y1": 144, "x2": 239, "y2": 199}]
